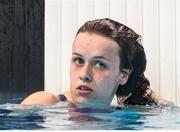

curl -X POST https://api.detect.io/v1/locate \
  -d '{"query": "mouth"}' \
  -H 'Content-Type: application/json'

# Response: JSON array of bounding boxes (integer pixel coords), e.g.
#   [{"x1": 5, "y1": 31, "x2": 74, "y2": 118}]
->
[{"x1": 76, "y1": 85, "x2": 94, "y2": 94}]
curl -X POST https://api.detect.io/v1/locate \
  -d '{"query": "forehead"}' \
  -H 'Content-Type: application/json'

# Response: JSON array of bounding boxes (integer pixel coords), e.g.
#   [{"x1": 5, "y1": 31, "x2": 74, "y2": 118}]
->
[{"x1": 72, "y1": 33, "x2": 120, "y2": 58}]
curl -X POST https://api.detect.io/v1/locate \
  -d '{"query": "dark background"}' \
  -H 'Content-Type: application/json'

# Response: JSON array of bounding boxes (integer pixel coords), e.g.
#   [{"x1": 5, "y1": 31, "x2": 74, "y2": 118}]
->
[{"x1": 0, "y1": 0, "x2": 44, "y2": 103}]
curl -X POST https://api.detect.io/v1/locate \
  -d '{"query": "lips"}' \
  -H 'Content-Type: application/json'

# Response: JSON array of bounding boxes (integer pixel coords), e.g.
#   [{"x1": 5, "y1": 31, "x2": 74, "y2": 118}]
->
[{"x1": 76, "y1": 85, "x2": 94, "y2": 94}]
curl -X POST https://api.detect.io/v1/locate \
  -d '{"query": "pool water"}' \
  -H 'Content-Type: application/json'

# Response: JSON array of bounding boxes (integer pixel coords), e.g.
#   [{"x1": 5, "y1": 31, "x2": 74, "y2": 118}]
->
[{"x1": 0, "y1": 102, "x2": 180, "y2": 130}]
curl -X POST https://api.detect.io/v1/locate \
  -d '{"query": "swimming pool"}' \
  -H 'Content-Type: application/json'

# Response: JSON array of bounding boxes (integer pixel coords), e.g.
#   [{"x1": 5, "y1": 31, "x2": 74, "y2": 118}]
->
[{"x1": 0, "y1": 102, "x2": 180, "y2": 130}]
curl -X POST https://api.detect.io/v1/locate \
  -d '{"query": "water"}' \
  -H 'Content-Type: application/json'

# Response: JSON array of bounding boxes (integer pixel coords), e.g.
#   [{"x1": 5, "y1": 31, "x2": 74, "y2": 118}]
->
[{"x1": 0, "y1": 102, "x2": 180, "y2": 130}]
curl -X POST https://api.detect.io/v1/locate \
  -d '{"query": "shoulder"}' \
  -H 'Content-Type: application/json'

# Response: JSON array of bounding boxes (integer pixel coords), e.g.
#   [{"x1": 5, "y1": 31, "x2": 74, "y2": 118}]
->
[
  {"x1": 148, "y1": 89, "x2": 174, "y2": 106},
  {"x1": 21, "y1": 91, "x2": 60, "y2": 105}
]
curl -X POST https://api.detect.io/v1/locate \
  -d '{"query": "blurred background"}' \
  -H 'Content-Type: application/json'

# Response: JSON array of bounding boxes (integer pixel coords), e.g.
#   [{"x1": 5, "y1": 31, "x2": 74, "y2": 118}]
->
[{"x1": 0, "y1": 0, "x2": 44, "y2": 103}]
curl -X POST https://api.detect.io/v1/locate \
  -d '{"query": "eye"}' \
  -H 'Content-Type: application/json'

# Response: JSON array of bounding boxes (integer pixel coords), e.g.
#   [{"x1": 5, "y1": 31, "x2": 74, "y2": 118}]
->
[
  {"x1": 94, "y1": 61, "x2": 107, "y2": 70},
  {"x1": 72, "y1": 57, "x2": 84, "y2": 65}
]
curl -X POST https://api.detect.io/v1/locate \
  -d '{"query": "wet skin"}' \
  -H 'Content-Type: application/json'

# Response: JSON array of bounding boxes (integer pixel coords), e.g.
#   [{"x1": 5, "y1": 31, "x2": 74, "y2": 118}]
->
[{"x1": 67, "y1": 32, "x2": 129, "y2": 107}]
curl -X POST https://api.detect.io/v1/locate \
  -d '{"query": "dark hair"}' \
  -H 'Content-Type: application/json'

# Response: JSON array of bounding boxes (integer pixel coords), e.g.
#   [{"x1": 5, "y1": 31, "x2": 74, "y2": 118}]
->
[{"x1": 76, "y1": 18, "x2": 154, "y2": 105}]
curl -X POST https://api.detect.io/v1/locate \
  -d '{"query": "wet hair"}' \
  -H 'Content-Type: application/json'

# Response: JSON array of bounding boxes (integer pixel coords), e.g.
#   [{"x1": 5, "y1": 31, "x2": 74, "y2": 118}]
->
[{"x1": 76, "y1": 18, "x2": 154, "y2": 105}]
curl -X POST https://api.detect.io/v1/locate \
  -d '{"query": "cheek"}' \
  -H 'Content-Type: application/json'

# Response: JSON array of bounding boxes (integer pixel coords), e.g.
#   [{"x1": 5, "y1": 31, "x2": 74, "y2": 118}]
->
[
  {"x1": 96, "y1": 66, "x2": 119, "y2": 81},
  {"x1": 96, "y1": 71, "x2": 118, "y2": 87},
  {"x1": 95, "y1": 67, "x2": 120, "y2": 90}
]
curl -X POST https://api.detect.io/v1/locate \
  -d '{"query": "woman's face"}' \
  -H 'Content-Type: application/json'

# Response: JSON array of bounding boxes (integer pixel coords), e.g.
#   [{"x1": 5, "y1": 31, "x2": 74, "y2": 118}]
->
[{"x1": 69, "y1": 32, "x2": 128, "y2": 106}]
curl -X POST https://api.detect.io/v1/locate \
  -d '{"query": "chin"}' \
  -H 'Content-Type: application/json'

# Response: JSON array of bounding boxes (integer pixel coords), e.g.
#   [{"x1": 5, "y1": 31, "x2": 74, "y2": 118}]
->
[
  {"x1": 78, "y1": 98, "x2": 92, "y2": 103},
  {"x1": 72, "y1": 96, "x2": 93, "y2": 104}
]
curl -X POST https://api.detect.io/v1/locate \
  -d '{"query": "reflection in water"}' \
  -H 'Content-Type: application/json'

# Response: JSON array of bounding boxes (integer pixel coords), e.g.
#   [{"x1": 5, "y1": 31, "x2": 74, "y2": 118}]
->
[
  {"x1": 0, "y1": 109, "x2": 45, "y2": 129},
  {"x1": 0, "y1": 102, "x2": 179, "y2": 130},
  {"x1": 68, "y1": 104, "x2": 113, "y2": 122},
  {"x1": 66, "y1": 103, "x2": 145, "y2": 130}
]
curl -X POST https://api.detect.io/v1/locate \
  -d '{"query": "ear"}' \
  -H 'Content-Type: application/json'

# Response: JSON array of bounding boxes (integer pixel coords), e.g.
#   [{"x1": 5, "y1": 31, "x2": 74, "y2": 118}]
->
[{"x1": 118, "y1": 72, "x2": 129, "y2": 85}]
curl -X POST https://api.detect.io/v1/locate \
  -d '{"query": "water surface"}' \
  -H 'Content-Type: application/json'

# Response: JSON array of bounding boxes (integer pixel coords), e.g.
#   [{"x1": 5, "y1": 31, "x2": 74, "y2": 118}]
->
[{"x1": 0, "y1": 102, "x2": 179, "y2": 130}]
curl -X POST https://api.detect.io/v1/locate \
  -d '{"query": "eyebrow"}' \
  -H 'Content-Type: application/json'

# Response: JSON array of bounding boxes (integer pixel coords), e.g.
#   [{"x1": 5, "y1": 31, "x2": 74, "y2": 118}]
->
[
  {"x1": 93, "y1": 56, "x2": 110, "y2": 62},
  {"x1": 72, "y1": 52, "x2": 110, "y2": 62},
  {"x1": 72, "y1": 53, "x2": 83, "y2": 57}
]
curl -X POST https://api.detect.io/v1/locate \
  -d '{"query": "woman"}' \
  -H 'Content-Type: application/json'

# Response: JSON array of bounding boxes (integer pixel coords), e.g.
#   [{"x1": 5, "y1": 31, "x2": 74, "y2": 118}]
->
[{"x1": 21, "y1": 18, "x2": 173, "y2": 107}]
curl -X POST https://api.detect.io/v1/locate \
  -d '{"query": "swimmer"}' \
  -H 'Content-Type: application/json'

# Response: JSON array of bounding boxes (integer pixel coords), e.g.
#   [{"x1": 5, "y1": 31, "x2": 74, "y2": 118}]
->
[{"x1": 21, "y1": 18, "x2": 174, "y2": 107}]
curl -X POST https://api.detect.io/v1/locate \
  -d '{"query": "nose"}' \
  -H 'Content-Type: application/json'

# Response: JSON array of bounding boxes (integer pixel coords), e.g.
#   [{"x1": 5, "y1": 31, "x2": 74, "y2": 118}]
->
[{"x1": 79, "y1": 63, "x2": 92, "y2": 83}]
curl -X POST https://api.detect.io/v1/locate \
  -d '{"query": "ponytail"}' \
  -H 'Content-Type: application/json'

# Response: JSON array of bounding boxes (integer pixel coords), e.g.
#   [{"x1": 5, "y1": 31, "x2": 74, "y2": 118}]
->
[
  {"x1": 116, "y1": 42, "x2": 155, "y2": 105},
  {"x1": 124, "y1": 74, "x2": 154, "y2": 105}
]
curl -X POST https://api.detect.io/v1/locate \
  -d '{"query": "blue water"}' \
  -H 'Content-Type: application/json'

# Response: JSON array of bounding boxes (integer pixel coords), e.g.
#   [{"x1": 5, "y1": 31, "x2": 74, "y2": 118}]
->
[{"x1": 0, "y1": 102, "x2": 180, "y2": 130}]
